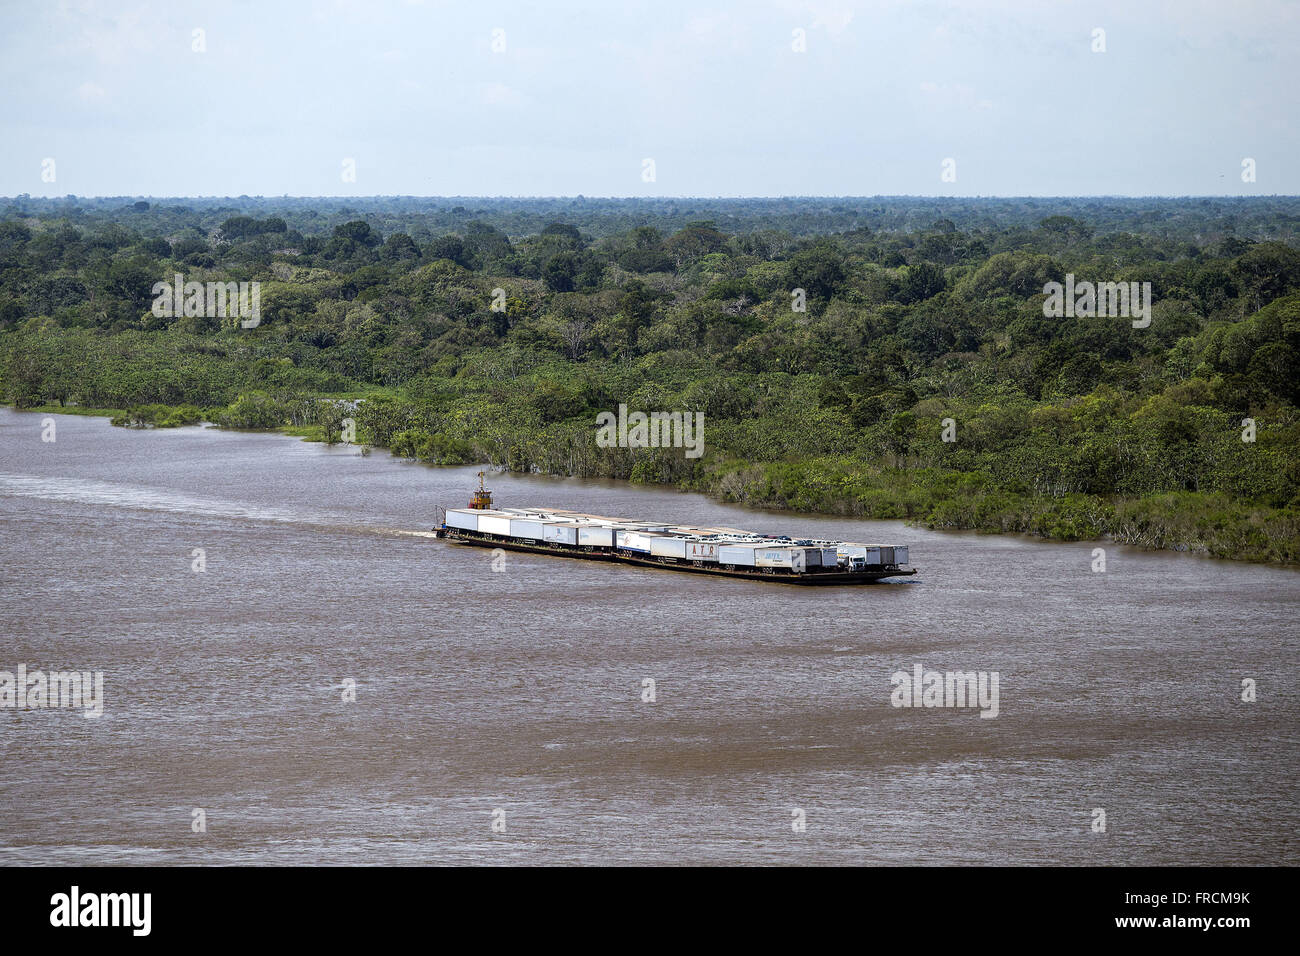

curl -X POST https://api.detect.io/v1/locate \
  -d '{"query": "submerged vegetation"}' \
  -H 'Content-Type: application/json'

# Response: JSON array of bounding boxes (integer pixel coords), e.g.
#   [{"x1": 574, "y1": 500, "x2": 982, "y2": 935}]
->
[{"x1": 2, "y1": 196, "x2": 1298, "y2": 563}]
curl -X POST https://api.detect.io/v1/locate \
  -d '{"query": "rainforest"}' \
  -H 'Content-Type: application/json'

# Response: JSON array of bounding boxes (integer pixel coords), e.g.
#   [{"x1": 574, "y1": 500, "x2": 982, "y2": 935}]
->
[{"x1": 2, "y1": 195, "x2": 1297, "y2": 563}]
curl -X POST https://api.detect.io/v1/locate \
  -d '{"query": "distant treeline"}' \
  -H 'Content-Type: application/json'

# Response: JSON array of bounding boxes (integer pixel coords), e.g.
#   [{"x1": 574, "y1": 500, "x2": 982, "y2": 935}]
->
[
  {"x1": 5, "y1": 194, "x2": 1300, "y2": 243},
  {"x1": 1, "y1": 197, "x2": 1297, "y2": 564}
]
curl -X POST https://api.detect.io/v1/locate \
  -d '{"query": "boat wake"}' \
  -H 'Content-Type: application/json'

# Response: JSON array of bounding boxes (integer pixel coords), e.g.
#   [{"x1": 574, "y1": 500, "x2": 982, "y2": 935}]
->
[
  {"x1": 0, "y1": 473, "x2": 318, "y2": 523},
  {"x1": 0, "y1": 473, "x2": 439, "y2": 541}
]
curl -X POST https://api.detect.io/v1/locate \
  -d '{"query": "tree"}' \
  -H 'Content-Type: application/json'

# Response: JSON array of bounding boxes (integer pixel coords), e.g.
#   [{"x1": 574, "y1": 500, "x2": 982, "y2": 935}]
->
[
  {"x1": 1231, "y1": 242, "x2": 1300, "y2": 310},
  {"x1": 381, "y1": 233, "x2": 420, "y2": 261},
  {"x1": 785, "y1": 243, "x2": 845, "y2": 304},
  {"x1": 541, "y1": 222, "x2": 582, "y2": 243},
  {"x1": 666, "y1": 222, "x2": 728, "y2": 264},
  {"x1": 543, "y1": 252, "x2": 579, "y2": 293},
  {"x1": 560, "y1": 317, "x2": 591, "y2": 359},
  {"x1": 1191, "y1": 267, "x2": 1238, "y2": 317},
  {"x1": 332, "y1": 221, "x2": 381, "y2": 247},
  {"x1": 316, "y1": 401, "x2": 346, "y2": 444},
  {"x1": 426, "y1": 235, "x2": 473, "y2": 268},
  {"x1": 898, "y1": 261, "x2": 946, "y2": 303}
]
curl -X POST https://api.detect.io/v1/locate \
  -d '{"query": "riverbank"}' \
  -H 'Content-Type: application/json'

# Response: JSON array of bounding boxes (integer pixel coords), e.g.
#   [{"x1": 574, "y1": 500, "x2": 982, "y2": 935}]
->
[
  {"x1": 10, "y1": 401, "x2": 337, "y2": 441},
  {"x1": 412, "y1": 455, "x2": 1299, "y2": 567},
  {"x1": 689, "y1": 458, "x2": 1298, "y2": 566},
  {"x1": 8, "y1": 402, "x2": 1297, "y2": 567}
]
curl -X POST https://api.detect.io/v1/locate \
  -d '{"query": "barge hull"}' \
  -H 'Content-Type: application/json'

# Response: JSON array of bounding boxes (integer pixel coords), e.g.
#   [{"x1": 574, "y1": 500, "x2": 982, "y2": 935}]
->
[{"x1": 436, "y1": 528, "x2": 915, "y2": 585}]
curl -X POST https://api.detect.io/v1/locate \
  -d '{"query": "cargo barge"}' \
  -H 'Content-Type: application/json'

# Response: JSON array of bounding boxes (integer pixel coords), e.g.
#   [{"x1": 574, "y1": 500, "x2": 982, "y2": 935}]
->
[{"x1": 433, "y1": 473, "x2": 916, "y2": 586}]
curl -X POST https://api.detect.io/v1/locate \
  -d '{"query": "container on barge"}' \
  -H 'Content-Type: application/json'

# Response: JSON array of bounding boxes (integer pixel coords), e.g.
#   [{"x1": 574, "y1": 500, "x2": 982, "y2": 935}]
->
[{"x1": 433, "y1": 473, "x2": 916, "y2": 586}]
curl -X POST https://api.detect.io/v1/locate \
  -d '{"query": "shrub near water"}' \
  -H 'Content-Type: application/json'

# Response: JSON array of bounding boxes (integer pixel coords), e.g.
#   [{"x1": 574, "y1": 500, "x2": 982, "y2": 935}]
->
[{"x1": 110, "y1": 404, "x2": 203, "y2": 428}]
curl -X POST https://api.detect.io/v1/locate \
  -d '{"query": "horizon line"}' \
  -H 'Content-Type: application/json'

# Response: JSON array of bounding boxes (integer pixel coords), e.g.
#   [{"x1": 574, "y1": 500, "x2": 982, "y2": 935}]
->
[{"x1": 3, "y1": 193, "x2": 1294, "y2": 203}]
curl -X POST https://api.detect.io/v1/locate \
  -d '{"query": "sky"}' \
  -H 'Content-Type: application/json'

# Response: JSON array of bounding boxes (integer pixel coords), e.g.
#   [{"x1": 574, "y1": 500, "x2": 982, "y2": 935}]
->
[{"x1": 0, "y1": 0, "x2": 1296, "y2": 197}]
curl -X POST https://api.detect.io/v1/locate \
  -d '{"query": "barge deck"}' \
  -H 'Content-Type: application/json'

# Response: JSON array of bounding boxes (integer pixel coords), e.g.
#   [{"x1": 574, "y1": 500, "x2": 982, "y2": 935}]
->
[
  {"x1": 435, "y1": 527, "x2": 914, "y2": 584},
  {"x1": 433, "y1": 473, "x2": 917, "y2": 587}
]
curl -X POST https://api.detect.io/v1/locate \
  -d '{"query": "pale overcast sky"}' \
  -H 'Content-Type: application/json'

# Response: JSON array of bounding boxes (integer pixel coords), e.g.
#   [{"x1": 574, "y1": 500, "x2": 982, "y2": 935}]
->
[{"x1": 1, "y1": 0, "x2": 1295, "y2": 197}]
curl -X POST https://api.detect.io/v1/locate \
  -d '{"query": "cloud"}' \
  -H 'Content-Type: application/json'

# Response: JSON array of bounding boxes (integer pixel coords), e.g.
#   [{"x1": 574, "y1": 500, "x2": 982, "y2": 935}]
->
[{"x1": 75, "y1": 81, "x2": 107, "y2": 103}]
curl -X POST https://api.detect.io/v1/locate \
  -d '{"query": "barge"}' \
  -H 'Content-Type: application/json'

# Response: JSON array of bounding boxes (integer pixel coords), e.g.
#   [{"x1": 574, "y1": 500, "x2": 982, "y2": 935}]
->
[{"x1": 433, "y1": 473, "x2": 916, "y2": 586}]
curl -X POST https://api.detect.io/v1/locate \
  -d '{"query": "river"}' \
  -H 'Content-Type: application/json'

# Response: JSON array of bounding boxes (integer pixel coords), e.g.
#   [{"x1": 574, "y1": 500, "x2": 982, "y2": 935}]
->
[{"x1": 0, "y1": 407, "x2": 1296, "y2": 864}]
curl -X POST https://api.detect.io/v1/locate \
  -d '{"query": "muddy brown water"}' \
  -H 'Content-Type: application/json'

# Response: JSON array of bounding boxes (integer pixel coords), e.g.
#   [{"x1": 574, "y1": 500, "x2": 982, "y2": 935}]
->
[{"x1": 0, "y1": 408, "x2": 1296, "y2": 864}]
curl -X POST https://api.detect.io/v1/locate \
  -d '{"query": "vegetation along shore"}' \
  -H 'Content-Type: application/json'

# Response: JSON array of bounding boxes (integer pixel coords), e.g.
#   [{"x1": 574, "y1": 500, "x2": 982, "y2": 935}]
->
[{"x1": 2, "y1": 196, "x2": 1296, "y2": 565}]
